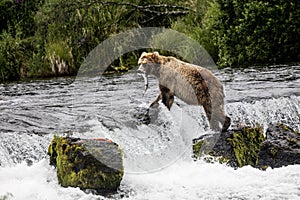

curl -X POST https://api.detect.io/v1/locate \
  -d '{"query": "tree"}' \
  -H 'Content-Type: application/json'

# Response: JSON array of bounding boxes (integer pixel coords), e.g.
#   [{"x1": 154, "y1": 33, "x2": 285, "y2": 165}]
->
[{"x1": 205, "y1": 0, "x2": 300, "y2": 67}]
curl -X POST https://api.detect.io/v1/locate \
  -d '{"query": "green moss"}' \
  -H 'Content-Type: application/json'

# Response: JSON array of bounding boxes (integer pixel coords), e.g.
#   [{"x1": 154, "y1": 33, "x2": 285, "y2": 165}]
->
[
  {"x1": 192, "y1": 138, "x2": 217, "y2": 160},
  {"x1": 227, "y1": 127, "x2": 265, "y2": 167},
  {"x1": 193, "y1": 138, "x2": 231, "y2": 165},
  {"x1": 270, "y1": 147, "x2": 278, "y2": 157},
  {"x1": 48, "y1": 136, "x2": 59, "y2": 167},
  {"x1": 260, "y1": 165, "x2": 268, "y2": 171},
  {"x1": 0, "y1": 193, "x2": 13, "y2": 200},
  {"x1": 279, "y1": 124, "x2": 290, "y2": 131},
  {"x1": 217, "y1": 156, "x2": 231, "y2": 164},
  {"x1": 192, "y1": 140, "x2": 204, "y2": 159},
  {"x1": 287, "y1": 137, "x2": 298, "y2": 145},
  {"x1": 278, "y1": 124, "x2": 299, "y2": 145},
  {"x1": 48, "y1": 136, "x2": 124, "y2": 191}
]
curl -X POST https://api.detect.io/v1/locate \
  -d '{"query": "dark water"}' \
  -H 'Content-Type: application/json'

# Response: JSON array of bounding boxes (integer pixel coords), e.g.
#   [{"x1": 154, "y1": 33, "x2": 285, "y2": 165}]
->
[{"x1": 0, "y1": 64, "x2": 299, "y2": 167}]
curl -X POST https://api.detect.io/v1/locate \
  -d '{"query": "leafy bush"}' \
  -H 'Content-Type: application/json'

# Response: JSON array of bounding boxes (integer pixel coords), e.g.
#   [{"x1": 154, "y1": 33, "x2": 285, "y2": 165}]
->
[
  {"x1": 204, "y1": 0, "x2": 300, "y2": 67},
  {"x1": 173, "y1": 0, "x2": 300, "y2": 68},
  {"x1": 0, "y1": 30, "x2": 27, "y2": 81},
  {"x1": 172, "y1": 0, "x2": 219, "y2": 62},
  {"x1": 0, "y1": 0, "x2": 299, "y2": 81}
]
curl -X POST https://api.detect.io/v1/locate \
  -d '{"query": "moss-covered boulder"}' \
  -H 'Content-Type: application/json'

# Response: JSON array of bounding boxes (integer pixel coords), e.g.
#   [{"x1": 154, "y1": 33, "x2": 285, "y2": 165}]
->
[
  {"x1": 193, "y1": 124, "x2": 300, "y2": 169},
  {"x1": 48, "y1": 136, "x2": 124, "y2": 193},
  {"x1": 227, "y1": 127, "x2": 265, "y2": 167}
]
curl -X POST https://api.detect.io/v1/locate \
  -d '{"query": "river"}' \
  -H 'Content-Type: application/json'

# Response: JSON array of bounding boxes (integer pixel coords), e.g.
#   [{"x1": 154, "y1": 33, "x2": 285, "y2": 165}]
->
[{"x1": 0, "y1": 64, "x2": 299, "y2": 199}]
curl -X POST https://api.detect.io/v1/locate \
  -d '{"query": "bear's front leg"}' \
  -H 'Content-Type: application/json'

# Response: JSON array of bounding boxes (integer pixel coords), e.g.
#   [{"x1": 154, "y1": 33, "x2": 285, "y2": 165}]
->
[
  {"x1": 150, "y1": 85, "x2": 174, "y2": 110},
  {"x1": 150, "y1": 94, "x2": 161, "y2": 108},
  {"x1": 159, "y1": 85, "x2": 174, "y2": 110},
  {"x1": 161, "y1": 91, "x2": 174, "y2": 110}
]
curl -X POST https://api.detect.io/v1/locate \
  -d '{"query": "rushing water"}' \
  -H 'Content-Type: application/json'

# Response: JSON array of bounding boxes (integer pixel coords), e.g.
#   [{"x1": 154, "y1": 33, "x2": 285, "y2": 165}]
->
[{"x1": 0, "y1": 65, "x2": 300, "y2": 199}]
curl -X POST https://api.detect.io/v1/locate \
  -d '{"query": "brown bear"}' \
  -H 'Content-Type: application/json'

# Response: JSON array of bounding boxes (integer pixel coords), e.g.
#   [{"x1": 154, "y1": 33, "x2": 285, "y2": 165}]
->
[{"x1": 138, "y1": 52, "x2": 231, "y2": 132}]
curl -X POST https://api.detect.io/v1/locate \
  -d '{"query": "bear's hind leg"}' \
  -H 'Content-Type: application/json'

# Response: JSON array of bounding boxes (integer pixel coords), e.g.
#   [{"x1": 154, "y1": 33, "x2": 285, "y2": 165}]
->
[
  {"x1": 202, "y1": 100, "x2": 218, "y2": 131},
  {"x1": 213, "y1": 110, "x2": 231, "y2": 132},
  {"x1": 202, "y1": 100, "x2": 228, "y2": 132},
  {"x1": 222, "y1": 116, "x2": 231, "y2": 132},
  {"x1": 214, "y1": 105, "x2": 231, "y2": 132}
]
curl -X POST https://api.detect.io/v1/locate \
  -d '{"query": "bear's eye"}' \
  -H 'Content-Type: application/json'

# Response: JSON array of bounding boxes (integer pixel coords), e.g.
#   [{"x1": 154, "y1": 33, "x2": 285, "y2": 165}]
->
[{"x1": 142, "y1": 57, "x2": 148, "y2": 62}]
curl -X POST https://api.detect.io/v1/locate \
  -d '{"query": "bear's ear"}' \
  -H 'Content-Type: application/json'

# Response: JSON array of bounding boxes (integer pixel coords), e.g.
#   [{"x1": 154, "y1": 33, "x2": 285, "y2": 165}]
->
[
  {"x1": 151, "y1": 51, "x2": 159, "y2": 60},
  {"x1": 141, "y1": 52, "x2": 147, "y2": 57}
]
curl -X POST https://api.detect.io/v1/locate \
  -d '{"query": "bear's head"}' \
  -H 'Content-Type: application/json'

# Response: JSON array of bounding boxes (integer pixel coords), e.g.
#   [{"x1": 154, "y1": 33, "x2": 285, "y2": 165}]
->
[
  {"x1": 137, "y1": 51, "x2": 163, "y2": 92},
  {"x1": 138, "y1": 51, "x2": 164, "y2": 75}
]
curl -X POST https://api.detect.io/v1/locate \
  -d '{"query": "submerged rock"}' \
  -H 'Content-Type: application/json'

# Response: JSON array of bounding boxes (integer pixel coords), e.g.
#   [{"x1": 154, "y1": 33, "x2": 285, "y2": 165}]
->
[
  {"x1": 48, "y1": 136, "x2": 124, "y2": 193},
  {"x1": 193, "y1": 124, "x2": 300, "y2": 169}
]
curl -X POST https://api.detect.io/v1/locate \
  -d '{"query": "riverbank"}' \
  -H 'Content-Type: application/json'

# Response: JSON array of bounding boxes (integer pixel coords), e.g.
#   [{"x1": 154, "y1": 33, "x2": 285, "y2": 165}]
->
[{"x1": 1, "y1": 0, "x2": 299, "y2": 82}]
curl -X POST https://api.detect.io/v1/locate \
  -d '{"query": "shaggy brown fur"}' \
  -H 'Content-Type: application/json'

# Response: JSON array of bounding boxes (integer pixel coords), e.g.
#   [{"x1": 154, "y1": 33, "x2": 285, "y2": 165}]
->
[{"x1": 138, "y1": 52, "x2": 231, "y2": 132}]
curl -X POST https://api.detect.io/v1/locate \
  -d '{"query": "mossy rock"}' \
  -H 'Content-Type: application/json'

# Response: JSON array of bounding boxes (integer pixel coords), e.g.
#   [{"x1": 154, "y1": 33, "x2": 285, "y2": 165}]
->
[
  {"x1": 257, "y1": 124, "x2": 300, "y2": 168},
  {"x1": 193, "y1": 127, "x2": 264, "y2": 168},
  {"x1": 227, "y1": 127, "x2": 265, "y2": 167},
  {"x1": 48, "y1": 136, "x2": 124, "y2": 193},
  {"x1": 193, "y1": 124, "x2": 300, "y2": 169}
]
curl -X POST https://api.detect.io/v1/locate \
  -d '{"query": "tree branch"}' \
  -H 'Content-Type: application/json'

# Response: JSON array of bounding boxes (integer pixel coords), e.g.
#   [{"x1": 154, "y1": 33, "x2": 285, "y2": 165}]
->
[{"x1": 61, "y1": 0, "x2": 191, "y2": 17}]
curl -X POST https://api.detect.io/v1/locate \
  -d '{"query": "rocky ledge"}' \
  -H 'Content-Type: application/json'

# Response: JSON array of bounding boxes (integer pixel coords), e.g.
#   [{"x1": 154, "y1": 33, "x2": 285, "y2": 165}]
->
[
  {"x1": 48, "y1": 136, "x2": 124, "y2": 194},
  {"x1": 193, "y1": 124, "x2": 300, "y2": 169}
]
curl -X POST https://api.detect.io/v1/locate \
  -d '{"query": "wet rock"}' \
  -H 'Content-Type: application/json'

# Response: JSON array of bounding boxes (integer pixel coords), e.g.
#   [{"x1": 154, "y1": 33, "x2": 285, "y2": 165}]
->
[
  {"x1": 126, "y1": 106, "x2": 160, "y2": 128},
  {"x1": 130, "y1": 106, "x2": 160, "y2": 126},
  {"x1": 193, "y1": 124, "x2": 300, "y2": 169},
  {"x1": 48, "y1": 136, "x2": 124, "y2": 193},
  {"x1": 257, "y1": 124, "x2": 300, "y2": 169},
  {"x1": 130, "y1": 107, "x2": 151, "y2": 125}
]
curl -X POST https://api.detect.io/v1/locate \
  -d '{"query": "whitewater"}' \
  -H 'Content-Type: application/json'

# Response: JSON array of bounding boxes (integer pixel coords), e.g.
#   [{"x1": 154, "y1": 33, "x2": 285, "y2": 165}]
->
[
  {"x1": 1, "y1": 159, "x2": 300, "y2": 200},
  {"x1": 0, "y1": 65, "x2": 300, "y2": 200}
]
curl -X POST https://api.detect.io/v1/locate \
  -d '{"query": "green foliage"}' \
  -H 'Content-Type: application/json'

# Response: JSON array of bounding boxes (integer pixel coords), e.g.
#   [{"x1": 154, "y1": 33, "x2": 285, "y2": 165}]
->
[
  {"x1": 173, "y1": 0, "x2": 300, "y2": 67},
  {"x1": 0, "y1": 0, "x2": 299, "y2": 81},
  {"x1": 172, "y1": 0, "x2": 219, "y2": 61},
  {"x1": 204, "y1": 0, "x2": 300, "y2": 67},
  {"x1": 0, "y1": 0, "x2": 191, "y2": 81},
  {"x1": 0, "y1": 29, "x2": 27, "y2": 81},
  {"x1": 0, "y1": 0, "x2": 41, "y2": 37},
  {"x1": 0, "y1": 0, "x2": 43, "y2": 80},
  {"x1": 33, "y1": 0, "x2": 191, "y2": 76}
]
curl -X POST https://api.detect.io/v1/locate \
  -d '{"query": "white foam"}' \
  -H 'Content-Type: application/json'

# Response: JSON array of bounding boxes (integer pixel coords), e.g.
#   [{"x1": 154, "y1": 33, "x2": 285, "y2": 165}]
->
[
  {"x1": 111, "y1": 104, "x2": 202, "y2": 174},
  {"x1": 123, "y1": 160, "x2": 300, "y2": 200},
  {"x1": 1, "y1": 159, "x2": 299, "y2": 200},
  {"x1": 0, "y1": 159, "x2": 98, "y2": 200}
]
